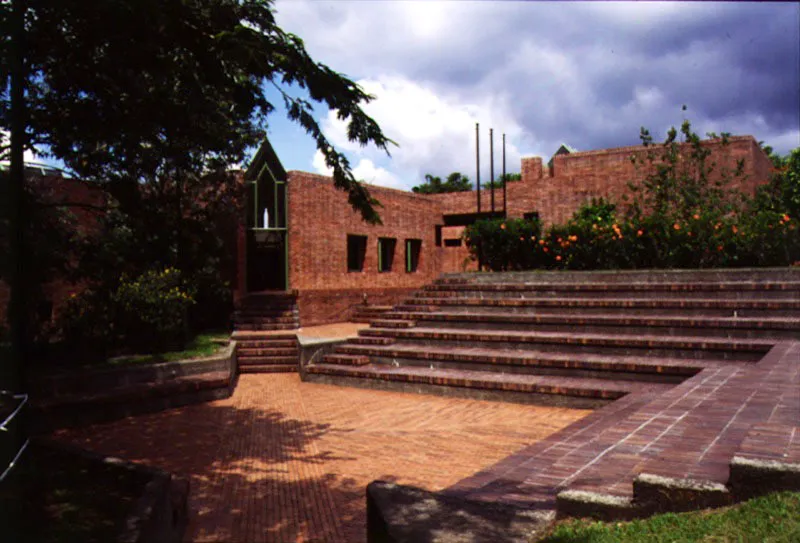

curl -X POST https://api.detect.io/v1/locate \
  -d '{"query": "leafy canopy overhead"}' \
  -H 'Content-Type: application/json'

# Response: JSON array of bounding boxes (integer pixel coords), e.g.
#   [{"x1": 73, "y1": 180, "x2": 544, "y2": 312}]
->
[
  {"x1": 412, "y1": 172, "x2": 472, "y2": 194},
  {"x1": 0, "y1": 0, "x2": 393, "y2": 223}
]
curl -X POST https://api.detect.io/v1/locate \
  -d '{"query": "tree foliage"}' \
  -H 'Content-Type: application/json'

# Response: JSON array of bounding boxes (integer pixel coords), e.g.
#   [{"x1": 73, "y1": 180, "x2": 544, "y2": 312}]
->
[
  {"x1": 0, "y1": 0, "x2": 393, "y2": 223},
  {"x1": 412, "y1": 172, "x2": 472, "y2": 194},
  {"x1": 485, "y1": 172, "x2": 522, "y2": 189}
]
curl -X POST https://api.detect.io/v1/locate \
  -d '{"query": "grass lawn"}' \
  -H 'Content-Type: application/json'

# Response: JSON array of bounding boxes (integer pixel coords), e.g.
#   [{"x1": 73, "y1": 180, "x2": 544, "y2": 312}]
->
[
  {"x1": 541, "y1": 492, "x2": 800, "y2": 542},
  {"x1": 106, "y1": 331, "x2": 230, "y2": 366}
]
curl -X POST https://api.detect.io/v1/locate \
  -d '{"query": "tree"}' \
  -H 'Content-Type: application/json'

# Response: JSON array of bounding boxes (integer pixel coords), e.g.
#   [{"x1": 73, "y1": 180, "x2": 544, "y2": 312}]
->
[
  {"x1": 0, "y1": 0, "x2": 394, "y2": 388},
  {"x1": 485, "y1": 172, "x2": 522, "y2": 189},
  {"x1": 412, "y1": 172, "x2": 472, "y2": 194}
]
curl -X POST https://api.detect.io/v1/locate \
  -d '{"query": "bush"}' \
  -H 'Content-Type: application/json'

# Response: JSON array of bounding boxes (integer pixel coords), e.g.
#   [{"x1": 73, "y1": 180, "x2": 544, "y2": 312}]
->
[
  {"x1": 59, "y1": 268, "x2": 195, "y2": 357},
  {"x1": 463, "y1": 119, "x2": 799, "y2": 271},
  {"x1": 464, "y1": 217, "x2": 543, "y2": 271}
]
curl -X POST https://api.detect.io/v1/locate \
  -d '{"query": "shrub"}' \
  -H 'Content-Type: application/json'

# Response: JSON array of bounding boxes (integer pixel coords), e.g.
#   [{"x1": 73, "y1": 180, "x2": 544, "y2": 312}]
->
[
  {"x1": 59, "y1": 268, "x2": 195, "y2": 357},
  {"x1": 464, "y1": 217, "x2": 543, "y2": 271},
  {"x1": 112, "y1": 268, "x2": 195, "y2": 353}
]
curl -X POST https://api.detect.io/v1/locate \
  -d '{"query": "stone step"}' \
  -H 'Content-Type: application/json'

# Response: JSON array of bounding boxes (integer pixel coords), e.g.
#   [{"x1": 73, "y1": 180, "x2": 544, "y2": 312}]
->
[
  {"x1": 400, "y1": 297, "x2": 800, "y2": 318},
  {"x1": 237, "y1": 355, "x2": 297, "y2": 365},
  {"x1": 237, "y1": 347, "x2": 298, "y2": 357},
  {"x1": 421, "y1": 281, "x2": 800, "y2": 300},
  {"x1": 234, "y1": 339, "x2": 298, "y2": 349},
  {"x1": 232, "y1": 331, "x2": 297, "y2": 340},
  {"x1": 390, "y1": 311, "x2": 800, "y2": 340},
  {"x1": 234, "y1": 322, "x2": 299, "y2": 331},
  {"x1": 305, "y1": 364, "x2": 673, "y2": 406},
  {"x1": 369, "y1": 319, "x2": 416, "y2": 329},
  {"x1": 321, "y1": 353, "x2": 371, "y2": 366},
  {"x1": 359, "y1": 327, "x2": 773, "y2": 361},
  {"x1": 334, "y1": 343, "x2": 712, "y2": 381},
  {"x1": 238, "y1": 363, "x2": 297, "y2": 374},
  {"x1": 437, "y1": 269, "x2": 800, "y2": 284},
  {"x1": 350, "y1": 336, "x2": 397, "y2": 346}
]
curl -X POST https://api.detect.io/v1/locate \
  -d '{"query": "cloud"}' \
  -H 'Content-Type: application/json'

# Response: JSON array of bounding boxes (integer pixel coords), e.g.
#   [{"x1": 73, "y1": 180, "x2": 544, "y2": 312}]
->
[
  {"x1": 274, "y1": 0, "x2": 800, "y2": 182},
  {"x1": 314, "y1": 76, "x2": 528, "y2": 191}
]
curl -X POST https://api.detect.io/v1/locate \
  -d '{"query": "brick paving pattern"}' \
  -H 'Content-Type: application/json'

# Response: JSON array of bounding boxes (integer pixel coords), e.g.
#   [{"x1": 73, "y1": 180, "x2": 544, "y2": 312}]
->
[{"x1": 54, "y1": 373, "x2": 588, "y2": 542}]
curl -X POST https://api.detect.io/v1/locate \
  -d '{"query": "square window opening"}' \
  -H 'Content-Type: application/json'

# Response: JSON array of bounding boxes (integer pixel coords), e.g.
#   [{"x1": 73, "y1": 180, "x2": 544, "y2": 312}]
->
[
  {"x1": 378, "y1": 237, "x2": 397, "y2": 273},
  {"x1": 405, "y1": 239, "x2": 422, "y2": 273},
  {"x1": 347, "y1": 235, "x2": 367, "y2": 272}
]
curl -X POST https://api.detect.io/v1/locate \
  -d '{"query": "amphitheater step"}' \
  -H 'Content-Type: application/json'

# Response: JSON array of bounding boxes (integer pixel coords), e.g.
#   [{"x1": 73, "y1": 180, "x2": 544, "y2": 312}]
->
[
  {"x1": 238, "y1": 363, "x2": 297, "y2": 374},
  {"x1": 238, "y1": 355, "x2": 298, "y2": 365},
  {"x1": 305, "y1": 363, "x2": 673, "y2": 407},
  {"x1": 237, "y1": 347, "x2": 298, "y2": 357},
  {"x1": 321, "y1": 353, "x2": 371, "y2": 366},
  {"x1": 234, "y1": 322, "x2": 299, "y2": 331},
  {"x1": 370, "y1": 319, "x2": 416, "y2": 329},
  {"x1": 420, "y1": 280, "x2": 800, "y2": 300},
  {"x1": 350, "y1": 336, "x2": 396, "y2": 346},
  {"x1": 391, "y1": 311, "x2": 800, "y2": 339},
  {"x1": 359, "y1": 327, "x2": 774, "y2": 361},
  {"x1": 351, "y1": 305, "x2": 394, "y2": 323},
  {"x1": 400, "y1": 297, "x2": 800, "y2": 318},
  {"x1": 333, "y1": 343, "x2": 713, "y2": 381}
]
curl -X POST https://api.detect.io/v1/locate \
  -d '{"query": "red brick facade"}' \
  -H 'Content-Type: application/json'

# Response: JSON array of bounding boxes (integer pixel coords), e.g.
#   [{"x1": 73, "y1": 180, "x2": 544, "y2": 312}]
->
[
  {"x1": 3, "y1": 136, "x2": 774, "y2": 330},
  {"x1": 285, "y1": 172, "x2": 444, "y2": 326}
]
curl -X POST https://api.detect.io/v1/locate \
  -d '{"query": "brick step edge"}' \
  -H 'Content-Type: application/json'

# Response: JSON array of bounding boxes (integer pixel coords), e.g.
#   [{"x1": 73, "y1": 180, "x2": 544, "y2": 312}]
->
[
  {"x1": 360, "y1": 328, "x2": 774, "y2": 353},
  {"x1": 306, "y1": 364, "x2": 640, "y2": 400},
  {"x1": 237, "y1": 348, "x2": 298, "y2": 356},
  {"x1": 239, "y1": 364, "x2": 297, "y2": 374},
  {"x1": 335, "y1": 345, "x2": 705, "y2": 376},
  {"x1": 350, "y1": 337, "x2": 396, "y2": 346},
  {"x1": 370, "y1": 319, "x2": 416, "y2": 329},
  {"x1": 238, "y1": 356, "x2": 298, "y2": 365},
  {"x1": 231, "y1": 331, "x2": 298, "y2": 340},
  {"x1": 320, "y1": 354, "x2": 370, "y2": 366}
]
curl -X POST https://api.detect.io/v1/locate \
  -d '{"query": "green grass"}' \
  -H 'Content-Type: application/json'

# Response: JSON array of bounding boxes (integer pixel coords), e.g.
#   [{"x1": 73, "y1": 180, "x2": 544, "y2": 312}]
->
[
  {"x1": 541, "y1": 492, "x2": 800, "y2": 543},
  {"x1": 106, "y1": 332, "x2": 229, "y2": 367}
]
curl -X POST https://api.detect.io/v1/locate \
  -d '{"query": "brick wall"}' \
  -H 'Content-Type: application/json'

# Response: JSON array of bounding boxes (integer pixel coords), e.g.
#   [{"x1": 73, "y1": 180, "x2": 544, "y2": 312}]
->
[
  {"x1": 0, "y1": 175, "x2": 106, "y2": 329},
  {"x1": 434, "y1": 136, "x2": 772, "y2": 227},
  {"x1": 286, "y1": 172, "x2": 445, "y2": 325}
]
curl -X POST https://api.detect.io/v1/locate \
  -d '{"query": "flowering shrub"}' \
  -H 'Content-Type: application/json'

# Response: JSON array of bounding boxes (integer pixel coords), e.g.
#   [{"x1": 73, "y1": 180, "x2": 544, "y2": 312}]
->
[
  {"x1": 59, "y1": 268, "x2": 195, "y2": 356},
  {"x1": 464, "y1": 123, "x2": 799, "y2": 271},
  {"x1": 464, "y1": 217, "x2": 542, "y2": 271}
]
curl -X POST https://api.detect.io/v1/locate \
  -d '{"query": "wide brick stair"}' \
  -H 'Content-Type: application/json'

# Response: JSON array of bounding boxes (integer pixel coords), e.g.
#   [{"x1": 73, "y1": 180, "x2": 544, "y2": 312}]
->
[
  {"x1": 444, "y1": 341, "x2": 800, "y2": 519},
  {"x1": 350, "y1": 304, "x2": 394, "y2": 323},
  {"x1": 234, "y1": 292, "x2": 300, "y2": 331},
  {"x1": 306, "y1": 269, "x2": 799, "y2": 406},
  {"x1": 233, "y1": 331, "x2": 299, "y2": 374}
]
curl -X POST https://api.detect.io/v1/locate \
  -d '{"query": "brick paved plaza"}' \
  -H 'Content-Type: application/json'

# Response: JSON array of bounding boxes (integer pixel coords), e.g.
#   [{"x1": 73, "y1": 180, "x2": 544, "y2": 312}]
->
[{"x1": 55, "y1": 374, "x2": 588, "y2": 542}]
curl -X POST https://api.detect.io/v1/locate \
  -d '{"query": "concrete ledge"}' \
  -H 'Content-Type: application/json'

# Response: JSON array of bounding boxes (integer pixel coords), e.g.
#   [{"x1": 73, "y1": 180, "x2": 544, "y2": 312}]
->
[
  {"x1": 35, "y1": 439, "x2": 189, "y2": 543},
  {"x1": 633, "y1": 473, "x2": 732, "y2": 514},
  {"x1": 297, "y1": 337, "x2": 350, "y2": 379},
  {"x1": 555, "y1": 489, "x2": 637, "y2": 521},
  {"x1": 367, "y1": 481, "x2": 554, "y2": 543},
  {"x1": 729, "y1": 456, "x2": 800, "y2": 501},
  {"x1": 30, "y1": 343, "x2": 237, "y2": 433}
]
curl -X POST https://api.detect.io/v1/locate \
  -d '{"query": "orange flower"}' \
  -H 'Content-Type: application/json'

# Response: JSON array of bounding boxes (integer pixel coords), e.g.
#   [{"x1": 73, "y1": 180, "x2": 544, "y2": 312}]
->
[
  {"x1": 519, "y1": 236, "x2": 525, "y2": 241},
  {"x1": 637, "y1": 229, "x2": 643, "y2": 237},
  {"x1": 543, "y1": 247, "x2": 549, "y2": 253},
  {"x1": 673, "y1": 223, "x2": 681, "y2": 230},
  {"x1": 732, "y1": 225, "x2": 738, "y2": 234},
  {"x1": 530, "y1": 235, "x2": 536, "y2": 241},
  {"x1": 717, "y1": 245, "x2": 723, "y2": 251},
  {"x1": 784, "y1": 214, "x2": 791, "y2": 222},
  {"x1": 539, "y1": 239, "x2": 545, "y2": 245},
  {"x1": 500, "y1": 223, "x2": 506, "y2": 230},
  {"x1": 693, "y1": 214, "x2": 700, "y2": 220},
  {"x1": 555, "y1": 255, "x2": 562, "y2": 261}
]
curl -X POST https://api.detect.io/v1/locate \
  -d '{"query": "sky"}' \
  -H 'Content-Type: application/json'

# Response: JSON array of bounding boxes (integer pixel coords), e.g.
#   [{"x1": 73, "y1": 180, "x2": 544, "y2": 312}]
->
[{"x1": 264, "y1": 0, "x2": 800, "y2": 191}]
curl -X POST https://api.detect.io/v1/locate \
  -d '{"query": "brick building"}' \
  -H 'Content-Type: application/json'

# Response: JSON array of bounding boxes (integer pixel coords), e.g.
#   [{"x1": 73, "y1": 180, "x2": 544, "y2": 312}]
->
[
  {"x1": 238, "y1": 135, "x2": 773, "y2": 326},
  {"x1": 0, "y1": 135, "x2": 773, "y2": 330}
]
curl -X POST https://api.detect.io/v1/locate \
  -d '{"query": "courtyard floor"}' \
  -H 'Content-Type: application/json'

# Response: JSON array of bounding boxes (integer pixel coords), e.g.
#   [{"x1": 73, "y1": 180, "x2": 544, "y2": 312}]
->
[{"x1": 54, "y1": 373, "x2": 589, "y2": 542}]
